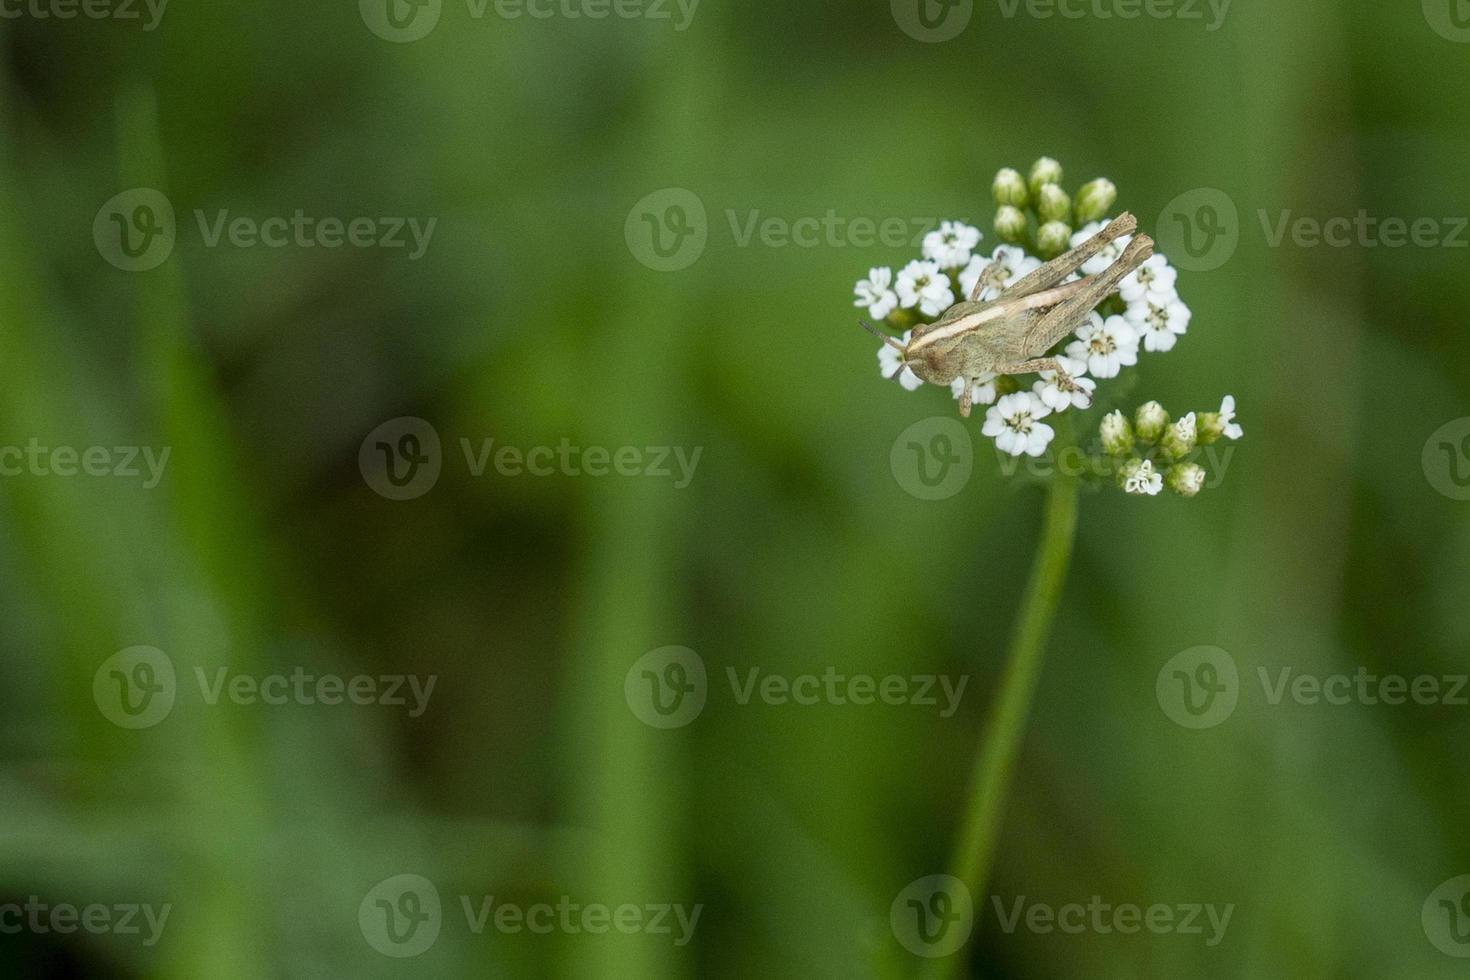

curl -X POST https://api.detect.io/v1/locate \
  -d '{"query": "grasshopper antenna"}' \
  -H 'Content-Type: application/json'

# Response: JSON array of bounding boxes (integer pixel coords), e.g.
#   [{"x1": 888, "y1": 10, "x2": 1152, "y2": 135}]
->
[{"x1": 859, "y1": 318, "x2": 906, "y2": 352}]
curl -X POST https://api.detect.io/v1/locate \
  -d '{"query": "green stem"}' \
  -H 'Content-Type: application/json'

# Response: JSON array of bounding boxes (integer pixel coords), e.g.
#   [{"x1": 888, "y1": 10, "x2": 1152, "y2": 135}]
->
[{"x1": 926, "y1": 418, "x2": 1081, "y2": 977}]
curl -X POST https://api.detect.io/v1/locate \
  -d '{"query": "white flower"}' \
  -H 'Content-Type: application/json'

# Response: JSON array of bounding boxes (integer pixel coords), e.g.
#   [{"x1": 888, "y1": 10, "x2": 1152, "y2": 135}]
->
[
  {"x1": 950, "y1": 372, "x2": 999, "y2": 407},
  {"x1": 1173, "y1": 412, "x2": 1198, "y2": 443},
  {"x1": 1126, "y1": 295, "x2": 1192, "y2": 353},
  {"x1": 922, "y1": 220, "x2": 982, "y2": 269},
  {"x1": 1119, "y1": 254, "x2": 1178, "y2": 307},
  {"x1": 1124, "y1": 459, "x2": 1163, "y2": 496},
  {"x1": 1218, "y1": 394, "x2": 1243, "y2": 439},
  {"x1": 896, "y1": 260, "x2": 956, "y2": 318},
  {"x1": 959, "y1": 244, "x2": 1043, "y2": 302},
  {"x1": 853, "y1": 267, "x2": 898, "y2": 320},
  {"x1": 1032, "y1": 355, "x2": 1096, "y2": 411},
  {"x1": 877, "y1": 330, "x2": 923, "y2": 391},
  {"x1": 1071, "y1": 219, "x2": 1132, "y2": 275},
  {"x1": 1065, "y1": 313, "x2": 1139, "y2": 379},
  {"x1": 982, "y1": 391, "x2": 1055, "y2": 457}
]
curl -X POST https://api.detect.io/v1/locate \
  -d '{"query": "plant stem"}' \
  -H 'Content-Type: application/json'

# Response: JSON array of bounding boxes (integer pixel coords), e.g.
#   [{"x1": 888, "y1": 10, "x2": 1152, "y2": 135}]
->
[{"x1": 927, "y1": 417, "x2": 1081, "y2": 977}]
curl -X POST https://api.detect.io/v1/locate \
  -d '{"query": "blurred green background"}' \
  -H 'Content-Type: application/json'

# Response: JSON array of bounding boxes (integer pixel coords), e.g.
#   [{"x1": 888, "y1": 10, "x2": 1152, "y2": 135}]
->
[{"x1": 3, "y1": 0, "x2": 1470, "y2": 976}]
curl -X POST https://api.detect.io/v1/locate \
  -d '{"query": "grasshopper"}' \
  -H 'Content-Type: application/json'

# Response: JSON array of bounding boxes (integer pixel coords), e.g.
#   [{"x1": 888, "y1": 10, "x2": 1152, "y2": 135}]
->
[{"x1": 865, "y1": 213, "x2": 1153, "y2": 417}]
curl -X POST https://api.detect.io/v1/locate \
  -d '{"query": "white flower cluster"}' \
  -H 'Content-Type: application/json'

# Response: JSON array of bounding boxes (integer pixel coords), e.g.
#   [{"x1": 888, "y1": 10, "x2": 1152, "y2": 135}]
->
[
  {"x1": 855, "y1": 217, "x2": 1191, "y2": 460},
  {"x1": 854, "y1": 219, "x2": 982, "y2": 323},
  {"x1": 1102, "y1": 396, "x2": 1244, "y2": 497}
]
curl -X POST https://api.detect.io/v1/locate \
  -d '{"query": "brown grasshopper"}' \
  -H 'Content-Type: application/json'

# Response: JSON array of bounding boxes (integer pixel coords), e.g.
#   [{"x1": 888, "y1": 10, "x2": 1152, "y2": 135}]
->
[{"x1": 865, "y1": 213, "x2": 1153, "y2": 417}]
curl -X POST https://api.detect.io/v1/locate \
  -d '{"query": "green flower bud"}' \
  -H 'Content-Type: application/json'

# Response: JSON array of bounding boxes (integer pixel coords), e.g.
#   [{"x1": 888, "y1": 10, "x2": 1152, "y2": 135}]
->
[
  {"x1": 1160, "y1": 411, "x2": 1198, "y2": 459},
  {"x1": 1099, "y1": 410, "x2": 1135, "y2": 457},
  {"x1": 1134, "y1": 401, "x2": 1169, "y2": 443},
  {"x1": 994, "y1": 205, "x2": 1028, "y2": 244},
  {"x1": 1196, "y1": 412, "x2": 1225, "y2": 445},
  {"x1": 1074, "y1": 178, "x2": 1117, "y2": 224},
  {"x1": 1036, "y1": 184, "x2": 1072, "y2": 224},
  {"x1": 992, "y1": 168, "x2": 1029, "y2": 208},
  {"x1": 1036, "y1": 220, "x2": 1072, "y2": 258},
  {"x1": 1028, "y1": 156, "x2": 1063, "y2": 199},
  {"x1": 1166, "y1": 462, "x2": 1206, "y2": 497}
]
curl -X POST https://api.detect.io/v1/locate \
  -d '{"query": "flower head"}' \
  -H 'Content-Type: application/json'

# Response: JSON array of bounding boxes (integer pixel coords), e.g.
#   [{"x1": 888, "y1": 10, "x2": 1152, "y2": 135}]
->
[
  {"x1": 1100, "y1": 410, "x2": 1135, "y2": 457},
  {"x1": 896, "y1": 260, "x2": 956, "y2": 318},
  {"x1": 1166, "y1": 462, "x2": 1206, "y2": 497},
  {"x1": 994, "y1": 205, "x2": 1028, "y2": 244},
  {"x1": 1036, "y1": 221, "x2": 1073, "y2": 258},
  {"x1": 1160, "y1": 411, "x2": 1198, "y2": 459},
  {"x1": 1074, "y1": 178, "x2": 1117, "y2": 224},
  {"x1": 853, "y1": 267, "x2": 898, "y2": 320},
  {"x1": 982, "y1": 391, "x2": 1055, "y2": 457},
  {"x1": 959, "y1": 244, "x2": 1042, "y2": 303},
  {"x1": 877, "y1": 329, "x2": 923, "y2": 391},
  {"x1": 1071, "y1": 219, "x2": 1132, "y2": 275},
  {"x1": 1134, "y1": 400, "x2": 1169, "y2": 443},
  {"x1": 1126, "y1": 295, "x2": 1192, "y2": 353},
  {"x1": 1033, "y1": 355, "x2": 1095, "y2": 411},
  {"x1": 1066, "y1": 313, "x2": 1139, "y2": 379},
  {"x1": 992, "y1": 168, "x2": 1029, "y2": 208},
  {"x1": 1119, "y1": 255, "x2": 1178, "y2": 308},
  {"x1": 951, "y1": 373, "x2": 999, "y2": 408},
  {"x1": 1216, "y1": 395, "x2": 1244, "y2": 440},
  {"x1": 1121, "y1": 458, "x2": 1163, "y2": 496},
  {"x1": 921, "y1": 221, "x2": 982, "y2": 270}
]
